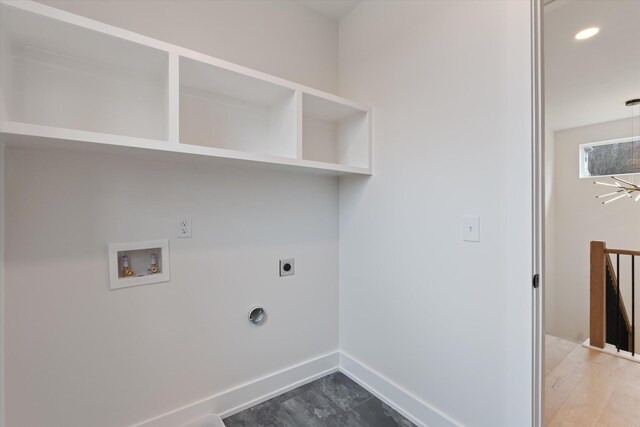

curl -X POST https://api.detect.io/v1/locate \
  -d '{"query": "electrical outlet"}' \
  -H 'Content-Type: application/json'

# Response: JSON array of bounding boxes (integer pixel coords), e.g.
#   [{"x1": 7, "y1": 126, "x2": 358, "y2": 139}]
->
[
  {"x1": 279, "y1": 258, "x2": 295, "y2": 277},
  {"x1": 177, "y1": 216, "x2": 192, "y2": 238}
]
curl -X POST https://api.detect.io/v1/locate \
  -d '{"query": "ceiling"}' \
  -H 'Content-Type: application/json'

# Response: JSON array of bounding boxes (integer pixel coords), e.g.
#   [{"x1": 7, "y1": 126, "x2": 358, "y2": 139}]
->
[
  {"x1": 298, "y1": 0, "x2": 360, "y2": 21},
  {"x1": 298, "y1": 0, "x2": 638, "y2": 131},
  {"x1": 545, "y1": 0, "x2": 640, "y2": 131}
]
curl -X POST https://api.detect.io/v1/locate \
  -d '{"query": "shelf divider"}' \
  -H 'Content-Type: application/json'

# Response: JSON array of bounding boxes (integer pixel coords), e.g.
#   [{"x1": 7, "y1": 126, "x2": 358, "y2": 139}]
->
[
  {"x1": 167, "y1": 52, "x2": 180, "y2": 144},
  {"x1": 295, "y1": 90, "x2": 303, "y2": 160}
]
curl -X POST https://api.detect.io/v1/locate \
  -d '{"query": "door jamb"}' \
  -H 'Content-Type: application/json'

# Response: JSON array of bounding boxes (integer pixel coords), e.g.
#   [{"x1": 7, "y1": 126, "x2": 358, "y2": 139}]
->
[{"x1": 531, "y1": 0, "x2": 545, "y2": 425}]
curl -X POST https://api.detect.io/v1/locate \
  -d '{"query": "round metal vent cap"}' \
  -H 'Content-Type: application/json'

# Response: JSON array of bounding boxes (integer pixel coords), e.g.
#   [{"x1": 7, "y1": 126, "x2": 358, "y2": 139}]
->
[{"x1": 248, "y1": 306, "x2": 266, "y2": 325}]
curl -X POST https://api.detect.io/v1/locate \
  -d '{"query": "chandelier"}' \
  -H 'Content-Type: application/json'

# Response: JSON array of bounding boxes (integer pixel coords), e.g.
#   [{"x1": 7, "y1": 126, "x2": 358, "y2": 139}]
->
[
  {"x1": 594, "y1": 176, "x2": 640, "y2": 204},
  {"x1": 594, "y1": 98, "x2": 640, "y2": 204}
]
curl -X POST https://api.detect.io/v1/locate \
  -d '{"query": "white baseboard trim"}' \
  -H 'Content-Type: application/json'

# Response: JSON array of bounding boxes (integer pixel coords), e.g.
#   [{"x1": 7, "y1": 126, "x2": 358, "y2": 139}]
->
[
  {"x1": 339, "y1": 352, "x2": 460, "y2": 427},
  {"x1": 130, "y1": 350, "x2": 462, "y2": 427},
  {"x1": 582, "y1": 339, "x2": 640, "y2": 364},
  {"x1": 130, "y1": 351, "x2": 339, "y2": 427}
]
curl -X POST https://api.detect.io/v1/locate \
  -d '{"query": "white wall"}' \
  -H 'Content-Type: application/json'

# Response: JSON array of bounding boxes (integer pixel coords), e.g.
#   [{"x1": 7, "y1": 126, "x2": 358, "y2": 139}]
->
[
  {"x1": 5, "y1": 147, "x2": 339, "y2": 427},
  {"x1": 546, "y1": 118, "x2": 640, "y2": 345},
  {"x1": 37, "y1": 0, "x2": 339, "y2": 94},
  {"x1": 5, "y1": 2, "x2": 340, "y2": 427},
  {"x1": 338, "y1": 1, "x2": 533, "y2": 426}
]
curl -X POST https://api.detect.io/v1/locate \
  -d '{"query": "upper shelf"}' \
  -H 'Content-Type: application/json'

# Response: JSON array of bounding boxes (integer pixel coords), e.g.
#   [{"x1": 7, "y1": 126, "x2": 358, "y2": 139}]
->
[
  {"x1": 179, "y1": 56, "x2": 298, "y2": 159},
  {"x1": 0, "y1": 0, "x2": 372, "y2": 176},
  {"x1": 0, "y1": 1, "x2": 169, "y2": 140}
]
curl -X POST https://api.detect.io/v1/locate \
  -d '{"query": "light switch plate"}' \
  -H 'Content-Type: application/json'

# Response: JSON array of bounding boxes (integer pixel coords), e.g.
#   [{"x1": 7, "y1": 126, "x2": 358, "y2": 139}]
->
[{"x1": 462, "y1": 216, "x2": 480, "y2": 242}]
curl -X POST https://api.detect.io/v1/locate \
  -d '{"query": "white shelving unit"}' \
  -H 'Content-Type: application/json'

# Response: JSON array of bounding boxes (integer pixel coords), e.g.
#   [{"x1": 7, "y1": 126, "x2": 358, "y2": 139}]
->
[{"x1": 0, "y1": 0, "x2": 372, "y2": 176}]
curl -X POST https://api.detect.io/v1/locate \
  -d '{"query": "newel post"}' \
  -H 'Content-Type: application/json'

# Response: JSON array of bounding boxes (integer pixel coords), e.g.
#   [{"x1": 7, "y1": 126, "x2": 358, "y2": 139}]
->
[{"x1": 590, "y1": 241, "x2": 606, "y2": 348}]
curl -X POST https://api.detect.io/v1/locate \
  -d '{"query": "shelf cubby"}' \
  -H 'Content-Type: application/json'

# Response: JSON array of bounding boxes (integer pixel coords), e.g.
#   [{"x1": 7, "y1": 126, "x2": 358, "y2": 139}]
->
[
  {"x1": 179, "y1": 56, "x2": 297, "y2": 158},
  {"x1": 302, "y1": 93, "x2": 370, "y2": 169},
  {"x1": 0, "y1": 2, "x2": 169, "y2": 141}
]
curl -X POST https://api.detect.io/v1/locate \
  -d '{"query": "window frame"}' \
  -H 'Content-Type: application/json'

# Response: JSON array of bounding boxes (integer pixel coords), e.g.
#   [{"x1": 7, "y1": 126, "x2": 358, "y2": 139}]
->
[{"x1": 579, "y1": 135, "x2": 640, "y2": 179}]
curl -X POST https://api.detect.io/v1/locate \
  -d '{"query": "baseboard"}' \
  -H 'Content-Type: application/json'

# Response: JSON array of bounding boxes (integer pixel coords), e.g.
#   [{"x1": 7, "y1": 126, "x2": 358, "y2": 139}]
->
[
  {"x1": 130, "y1": 350, "x2": 462, "y2": 427},
  {"x1": 339, "y1": 352, "x2": 461, "y2": 427},
  {"x1": 582, "y1": 339, "x2": 640, "y2": 364},
  {"x1": 130, "y1": 351, "x2": 339, "y2": 427}
]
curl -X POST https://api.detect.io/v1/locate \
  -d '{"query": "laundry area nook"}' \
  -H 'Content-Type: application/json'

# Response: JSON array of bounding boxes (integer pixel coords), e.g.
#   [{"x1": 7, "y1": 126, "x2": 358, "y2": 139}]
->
[{"x1": 1, "y1": 1, "x2": 540, "y2": 427}]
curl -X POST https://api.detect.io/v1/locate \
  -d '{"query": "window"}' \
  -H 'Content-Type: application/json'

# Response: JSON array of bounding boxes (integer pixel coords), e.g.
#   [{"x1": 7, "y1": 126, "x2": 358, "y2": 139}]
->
[{"x1": 580, "y1": 137, "x2": 640, "y2": 178}]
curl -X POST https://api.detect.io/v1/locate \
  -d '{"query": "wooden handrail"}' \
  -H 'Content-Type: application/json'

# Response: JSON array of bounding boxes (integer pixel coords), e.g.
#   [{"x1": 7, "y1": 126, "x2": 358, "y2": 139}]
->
[{"x1": 606, "y1": 248, "x2": 640, "y2": 257}]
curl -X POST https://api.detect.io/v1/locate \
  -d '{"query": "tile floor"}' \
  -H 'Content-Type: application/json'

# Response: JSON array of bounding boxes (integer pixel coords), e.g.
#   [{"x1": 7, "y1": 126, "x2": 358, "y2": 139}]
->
[
  {"x1": 225, "y1": 341, "x2": 640, "y2": 427},
  {"x1": 545, "y1": 334, "x2": 640, "y2": 426},
  {"x1": 223, "y1": 372, "x2": 415, "y2": 427}
]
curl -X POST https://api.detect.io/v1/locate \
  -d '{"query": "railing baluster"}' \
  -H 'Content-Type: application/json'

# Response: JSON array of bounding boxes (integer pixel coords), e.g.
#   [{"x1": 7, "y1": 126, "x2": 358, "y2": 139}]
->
[
  {"x1": 617, "y1": 253, "x2": 621, "y2": 353},
  {"x1": 592, "y1": 243, "x2": 639, "y2": 353}
]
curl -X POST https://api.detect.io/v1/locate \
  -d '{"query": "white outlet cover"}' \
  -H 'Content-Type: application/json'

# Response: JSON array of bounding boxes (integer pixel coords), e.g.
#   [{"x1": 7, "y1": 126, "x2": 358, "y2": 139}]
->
[
  {"x1": 176, "y1": 216, "x2": 192, "y2": 238},
  {"x1": 462, "y1": 216, "x2": 480, "y2": 242}
]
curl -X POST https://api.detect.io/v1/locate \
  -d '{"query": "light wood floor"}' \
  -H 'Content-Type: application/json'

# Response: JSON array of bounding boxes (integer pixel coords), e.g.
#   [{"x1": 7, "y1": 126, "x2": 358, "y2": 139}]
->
[{"x1": 545, "y1": 334, "x2": 640, "y2": 426}]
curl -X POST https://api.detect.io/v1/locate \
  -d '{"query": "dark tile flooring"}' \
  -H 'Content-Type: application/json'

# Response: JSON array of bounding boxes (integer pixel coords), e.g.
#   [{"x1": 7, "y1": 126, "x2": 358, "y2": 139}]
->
[{"x1": 223, "y1": 372, "x2": 416, "y2": 427}]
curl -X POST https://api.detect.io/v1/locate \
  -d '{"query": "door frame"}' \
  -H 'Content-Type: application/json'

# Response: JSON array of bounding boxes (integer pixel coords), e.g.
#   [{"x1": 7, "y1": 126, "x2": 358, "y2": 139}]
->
[{"x1": 531, "y1": 0, "x2": 545, "y2": 425}]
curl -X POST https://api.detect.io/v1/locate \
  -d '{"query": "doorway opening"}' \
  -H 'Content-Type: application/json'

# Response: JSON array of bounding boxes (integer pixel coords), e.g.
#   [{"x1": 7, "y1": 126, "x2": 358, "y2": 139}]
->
[{"x1": 543, "y1": 1, "x2": 640, "y2": 425}]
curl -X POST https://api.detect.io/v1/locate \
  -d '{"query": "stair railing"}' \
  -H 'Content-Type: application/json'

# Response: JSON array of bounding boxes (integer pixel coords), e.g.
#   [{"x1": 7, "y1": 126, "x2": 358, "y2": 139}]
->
[{"x1": 590, "y1": 241, "x2": 638, "y2": 355}]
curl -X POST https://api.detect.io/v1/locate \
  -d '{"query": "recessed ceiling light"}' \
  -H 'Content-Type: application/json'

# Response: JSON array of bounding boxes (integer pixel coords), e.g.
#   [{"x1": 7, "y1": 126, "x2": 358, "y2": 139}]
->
[{"x1": 575, "y1": 27, "x2": 600, "y2": 40}]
